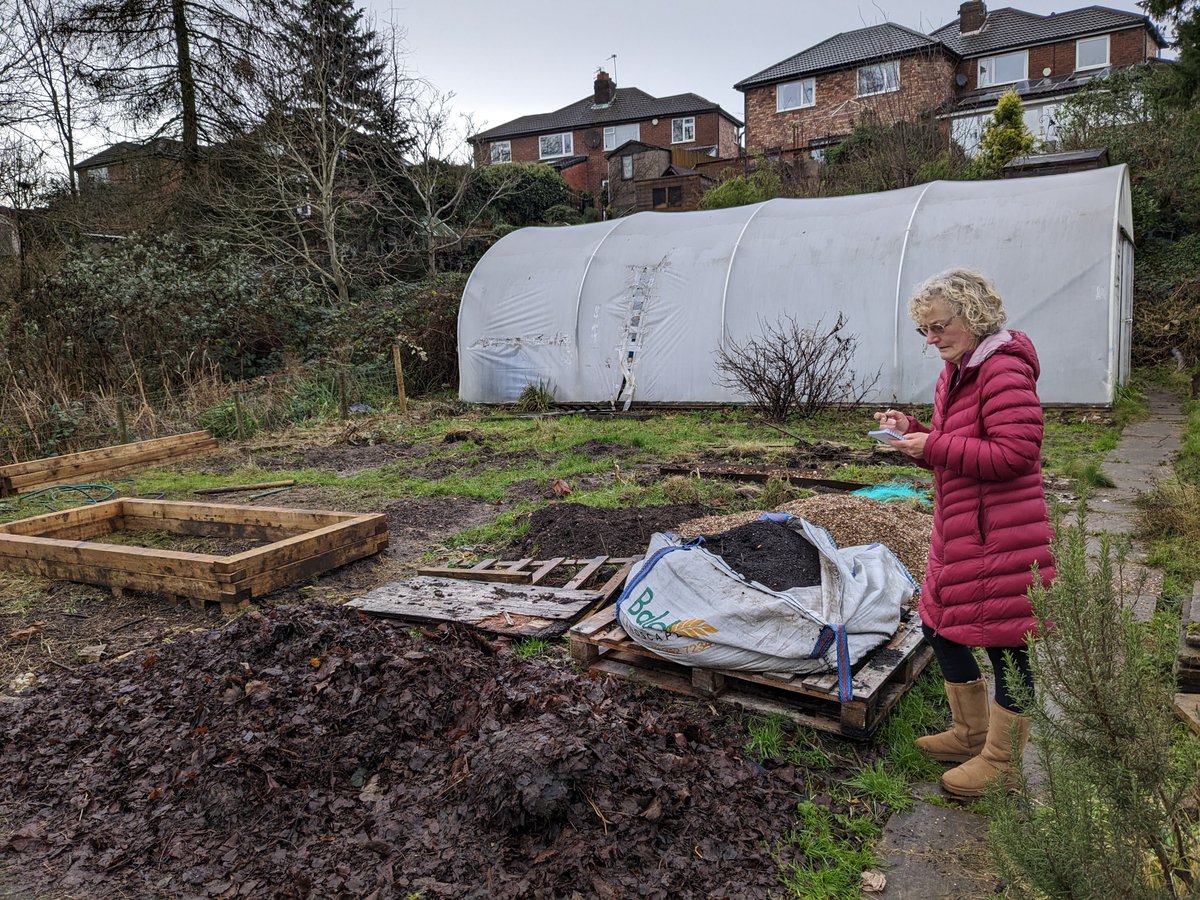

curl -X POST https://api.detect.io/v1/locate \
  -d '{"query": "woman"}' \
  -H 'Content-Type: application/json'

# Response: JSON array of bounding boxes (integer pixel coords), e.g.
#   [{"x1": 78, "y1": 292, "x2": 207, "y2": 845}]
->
[{"x1": 874, "y1": 268, "x2": 1053, "y2": 799}]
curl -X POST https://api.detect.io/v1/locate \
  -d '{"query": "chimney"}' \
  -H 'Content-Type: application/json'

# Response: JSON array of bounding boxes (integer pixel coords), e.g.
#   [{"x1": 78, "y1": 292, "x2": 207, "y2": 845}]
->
[
  {"x1": 593, "y1": 70, "x2": 616, "y2": 106},
  {"x1": 959, "y1": 1, "x2": 987, "y2": 34}
]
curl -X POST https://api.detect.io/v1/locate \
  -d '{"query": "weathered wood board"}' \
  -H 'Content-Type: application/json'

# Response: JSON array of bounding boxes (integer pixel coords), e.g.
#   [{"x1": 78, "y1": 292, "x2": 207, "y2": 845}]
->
[
  {"x1": 1177, "y1": 590, "x2": 1200, "y2": 693},
  {"x1": 351, "y1": 555, "x2": 640, "y2": 638},
  {"x1": 0, "y1": 431, "x2": 219, "y2": 496},
  {"x1": 569, "y1": 606, "x2": 932, "y2": 739},
  {"x1": 347, "y1": 576, "x2": 605, "y2": 638},
  {"x1": 0, "y1": 498, "x2": 387, "y2": 612}
]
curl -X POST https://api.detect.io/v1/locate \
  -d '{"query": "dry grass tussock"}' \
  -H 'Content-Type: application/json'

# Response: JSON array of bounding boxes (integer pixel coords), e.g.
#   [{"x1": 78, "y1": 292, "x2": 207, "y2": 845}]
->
[{"x1": 1136, "y1": 478, "x2": 1200, "y2": 541}]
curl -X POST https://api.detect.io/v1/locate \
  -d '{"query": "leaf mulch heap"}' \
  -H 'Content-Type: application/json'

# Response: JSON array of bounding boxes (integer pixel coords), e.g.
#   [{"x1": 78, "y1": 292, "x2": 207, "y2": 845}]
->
[
  {"x1": 701, "y1": 520, "x2": 821, "y2": 591},
  {"x1": 0, "y1": 606, "x2": 818, "y2": 899}
]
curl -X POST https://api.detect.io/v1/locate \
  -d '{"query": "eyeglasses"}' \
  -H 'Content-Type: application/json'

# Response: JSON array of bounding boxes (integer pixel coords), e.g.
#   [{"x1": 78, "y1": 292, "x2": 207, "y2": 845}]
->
[{"x1": 915, "y1": 316, "x2": 956, "y2": 337}]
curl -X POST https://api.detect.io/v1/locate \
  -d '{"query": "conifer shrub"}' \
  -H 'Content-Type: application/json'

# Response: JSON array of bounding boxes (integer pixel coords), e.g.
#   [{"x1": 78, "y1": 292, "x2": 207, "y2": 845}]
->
[{"x1": 989, "y1": 502, "x2": 1200, "y2": 898}]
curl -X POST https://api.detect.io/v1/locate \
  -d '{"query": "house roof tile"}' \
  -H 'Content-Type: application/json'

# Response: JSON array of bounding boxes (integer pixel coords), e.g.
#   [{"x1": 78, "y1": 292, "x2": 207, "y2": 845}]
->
[
  {"x1": 74, "y1": 137, "x2": 187, "y2": 171},
  {"x1": 734, "y1": 22, "x2": 942, "y2": 90},
  {"x1": 931, "y1": 5, "x2": 1161, "y2": 57},
  {"x1": 472, "y1": 88, "x2": 742, "y2": 142}
]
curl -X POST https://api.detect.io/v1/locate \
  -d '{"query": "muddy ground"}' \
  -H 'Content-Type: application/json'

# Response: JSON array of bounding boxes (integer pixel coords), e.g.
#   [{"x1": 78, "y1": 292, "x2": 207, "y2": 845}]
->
[{"x1": 0, "y1": 427, "x2": 925, "y2": 897}]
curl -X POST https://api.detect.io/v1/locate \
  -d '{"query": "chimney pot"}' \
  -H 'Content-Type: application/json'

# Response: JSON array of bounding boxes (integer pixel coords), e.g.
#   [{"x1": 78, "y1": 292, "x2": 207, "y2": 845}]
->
[
  {"x1": 594, "y1": 70, "x2": 616, "y2": 106},
  {"x1": 959, "y1": 1, "x2": 987, "y2": 34}
]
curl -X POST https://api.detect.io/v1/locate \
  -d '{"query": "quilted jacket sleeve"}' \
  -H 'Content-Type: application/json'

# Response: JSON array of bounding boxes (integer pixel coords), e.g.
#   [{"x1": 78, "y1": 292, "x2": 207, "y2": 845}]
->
[
  {"x1": 904, "y1": 415, "x2": 935, "y2": 472},
  {"x1": 922, "y1": 356, "x2": 1042, "y2": 481}
]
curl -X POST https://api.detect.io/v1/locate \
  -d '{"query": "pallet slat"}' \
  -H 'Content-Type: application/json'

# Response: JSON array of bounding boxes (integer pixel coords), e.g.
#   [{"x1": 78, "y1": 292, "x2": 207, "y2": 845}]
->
[{"x1": 568, "y1": 608, "x2": 931, "y2": 739}]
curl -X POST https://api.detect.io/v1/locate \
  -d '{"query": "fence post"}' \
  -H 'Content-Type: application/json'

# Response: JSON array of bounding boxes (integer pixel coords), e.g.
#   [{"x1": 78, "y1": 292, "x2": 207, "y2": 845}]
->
[
  {"x1": 391, "y1": 344, "x2": 408, "y2": 414},
  {"x1": 233, "y1": 392, "x2": 245, "y2": 441},
  {"x1": 116, "y1": 396, "x2": 128, "y2": 444},
  {"x1": 337, "y1": 371, "x2": 349, "y2": 420}
]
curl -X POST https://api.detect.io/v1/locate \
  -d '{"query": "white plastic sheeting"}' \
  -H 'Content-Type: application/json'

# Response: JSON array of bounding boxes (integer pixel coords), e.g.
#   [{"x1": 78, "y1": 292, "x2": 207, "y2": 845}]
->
[{"x1": 459, "y1": 165, "x2": 1133, "y2": 406}]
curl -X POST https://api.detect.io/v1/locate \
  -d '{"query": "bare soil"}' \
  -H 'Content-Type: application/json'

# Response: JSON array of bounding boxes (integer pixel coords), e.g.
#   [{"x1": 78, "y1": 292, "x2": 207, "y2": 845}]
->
[
  {"x1": 502, "y1": 503, "x2": 710, "y2": 559},
  {"x1": 0, "y1": 606, "x2": 840, "y2": 899},
  {"x1": 703, "y1": 520, "x2": 822, "y2": 591}
]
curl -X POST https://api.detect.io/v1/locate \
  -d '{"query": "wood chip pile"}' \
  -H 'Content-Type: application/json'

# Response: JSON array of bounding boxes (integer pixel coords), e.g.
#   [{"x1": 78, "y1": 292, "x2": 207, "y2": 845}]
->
[{"x1": 674, "y1": 494, "x2": 933, "y2": 583}]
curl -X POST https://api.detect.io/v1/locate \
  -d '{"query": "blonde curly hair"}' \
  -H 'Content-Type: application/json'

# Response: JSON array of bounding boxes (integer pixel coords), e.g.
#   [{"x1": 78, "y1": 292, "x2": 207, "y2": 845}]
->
[{"x1": 908, "y1": 268, "x2": 1008, "y2": 338}]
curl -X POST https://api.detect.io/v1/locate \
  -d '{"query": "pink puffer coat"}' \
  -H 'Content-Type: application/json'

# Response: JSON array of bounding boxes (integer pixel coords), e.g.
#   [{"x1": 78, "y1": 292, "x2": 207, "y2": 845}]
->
[{"x1": 905, "y1": 329, "x2": 1053, "y2": 647}]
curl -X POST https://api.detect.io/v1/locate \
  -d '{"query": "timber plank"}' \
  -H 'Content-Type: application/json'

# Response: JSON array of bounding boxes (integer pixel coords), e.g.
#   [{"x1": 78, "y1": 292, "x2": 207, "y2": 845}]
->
[
  {"x1": 218, "y1": 515, "x2": 386, "y2": 579},
  {"x1": 0, "y1": 554, "x2": 223, "y2": 601},
  {"x1": 0, "y1": 432, "x2": 214, "y2": 478},
  {"x1": 347, "y1": 575, "x2": 599, "y2": 637},
  {"x1": 232, "y1": 534, "x2": 388, "y2": 599},
  {"x1": 4, "y1": 437, "x2": 218, "y2": 488},
  {"x1": 120, "y1": 499, "x2": 353, "y2": 531},
  {"x1": 0, "y1": 501, "x2": 122, "y2": 536},
  {"x1": 0, "y1": 533, "x2": 222, "y2": 581},
  {"x1": 119, "y1": 515, "x2": 298, "y2": 542}
]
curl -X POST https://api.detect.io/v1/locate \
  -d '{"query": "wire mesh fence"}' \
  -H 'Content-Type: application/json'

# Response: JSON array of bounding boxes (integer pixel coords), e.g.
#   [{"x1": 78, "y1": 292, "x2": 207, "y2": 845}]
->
[{"x1": 0, "y1": 356, "x2": 410, "y2": 465}]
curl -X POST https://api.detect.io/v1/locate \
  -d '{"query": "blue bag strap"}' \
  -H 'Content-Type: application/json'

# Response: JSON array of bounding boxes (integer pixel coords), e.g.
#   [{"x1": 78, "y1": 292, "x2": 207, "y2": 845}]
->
[{"x1": 808, "y1": 624, "x2": 853, "y2": 703}]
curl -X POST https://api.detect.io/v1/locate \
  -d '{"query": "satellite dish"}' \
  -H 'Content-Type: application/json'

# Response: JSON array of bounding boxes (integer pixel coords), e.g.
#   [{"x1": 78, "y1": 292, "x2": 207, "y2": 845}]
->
[
  {"x1": 955, "y1": 73, "x2": 968, "y2": 87},
  {"x1": 584, "y1": 129, "x2": 602, "y2": 149}
]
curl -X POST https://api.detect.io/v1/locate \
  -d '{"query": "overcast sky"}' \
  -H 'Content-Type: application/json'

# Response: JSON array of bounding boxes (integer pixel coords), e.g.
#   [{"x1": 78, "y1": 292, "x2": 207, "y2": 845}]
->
[{"x1": 369, "y1": 0, "x2": 1156, "y2": 140}]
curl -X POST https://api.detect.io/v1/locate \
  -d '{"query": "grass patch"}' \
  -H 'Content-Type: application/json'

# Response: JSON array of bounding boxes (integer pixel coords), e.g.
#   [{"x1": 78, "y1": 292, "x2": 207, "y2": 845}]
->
[
  {"x1": 513, "y1": 637, "x2": 551, "y2": 659},
  {"x1": 440, "y1": 506, "x2": 534, "y2": 551},
  {"x1": 844, "y1": 761, "x2": 914, "y2": 812},
  {"x1": 777, "y1": 800, "x2": 878, "y2": 900},
  {"x1": 875, "y1": 669, "x2": 948, "y2": 782},
  {"x1": 744, "y1": 714, "x2": 787, "y2": 761}
]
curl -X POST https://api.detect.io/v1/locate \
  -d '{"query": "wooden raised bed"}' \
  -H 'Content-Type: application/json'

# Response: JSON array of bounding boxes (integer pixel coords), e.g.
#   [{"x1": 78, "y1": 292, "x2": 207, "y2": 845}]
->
[
  {"x1": 0, "y1": 431, "x2": 219, "y2": 496},
  {"x1": 0, "y1": 498, "x2": 387, "y2": 613},
  {"x1": 569, "y1": 606, "x2": 932, "y2": 739},
  {"x1": 349, "y1": 556, "x2": 640, "y2": 638}
]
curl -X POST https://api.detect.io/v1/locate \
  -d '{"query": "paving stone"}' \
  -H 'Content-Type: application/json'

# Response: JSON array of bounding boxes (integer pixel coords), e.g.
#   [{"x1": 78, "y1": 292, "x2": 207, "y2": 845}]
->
[{"x1": 877, "y1": 796, "x2": 1001, "y2": 899}]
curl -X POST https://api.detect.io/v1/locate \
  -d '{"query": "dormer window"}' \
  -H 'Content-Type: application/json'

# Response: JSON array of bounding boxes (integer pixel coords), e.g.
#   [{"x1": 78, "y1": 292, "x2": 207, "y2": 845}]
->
[
  {"x1": 1076, "y1": 35, "x2": 1110, "y2": 71},
  {"x1": 977, "y1": 50, "x2": 1028, "y2": 88}
]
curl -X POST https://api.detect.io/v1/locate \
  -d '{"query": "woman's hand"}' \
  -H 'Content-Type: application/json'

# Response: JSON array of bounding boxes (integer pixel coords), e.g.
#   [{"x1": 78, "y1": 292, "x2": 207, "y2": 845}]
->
[
  {"x1": 873, "y1": 409, "x2": 909, "y2": 434},
  {"x1": 891, "y1": 432, "x2": 927, "y2": 460}
]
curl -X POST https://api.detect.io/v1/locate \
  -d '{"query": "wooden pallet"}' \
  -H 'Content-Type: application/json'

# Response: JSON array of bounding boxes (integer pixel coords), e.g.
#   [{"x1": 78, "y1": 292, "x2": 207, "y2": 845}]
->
[
  {"x1": 0, "y1": 498, "x2": 387, "y2": 612},
  {"x1": 569, "y1": 606, "x2": 932, "y2": 739},
  {"x1": 1178, "y1": 587, "x2": 1200, "y2": 693},
  {"x1": 0, "y1": 431, "x2": 219, "y2": 497},
  {"x1": 348, "y1": 556, "x2": 639, "y2": 638}
]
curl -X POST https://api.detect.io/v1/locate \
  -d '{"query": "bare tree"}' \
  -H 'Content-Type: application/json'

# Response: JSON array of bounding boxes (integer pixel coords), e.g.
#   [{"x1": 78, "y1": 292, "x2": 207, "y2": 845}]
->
[
  {"x1": 394, "y1": 85, "x2": 517, "y2": 277},
  {"x1": 715, "y1": 314, "x2": 880, "y2": 421},
  {"x1": 0, "y1": 137, "x2": 48, "y2": 293}
]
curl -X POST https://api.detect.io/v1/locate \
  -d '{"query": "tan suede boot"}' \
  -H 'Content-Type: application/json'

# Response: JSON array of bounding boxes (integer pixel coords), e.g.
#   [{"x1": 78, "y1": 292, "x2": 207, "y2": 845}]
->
[
  {"x1": 940, "y1": 701, "x2": 1031, "y2": 799},
  {"x1": 915, "y1": 679, "x2": 990, "y2": 763}
]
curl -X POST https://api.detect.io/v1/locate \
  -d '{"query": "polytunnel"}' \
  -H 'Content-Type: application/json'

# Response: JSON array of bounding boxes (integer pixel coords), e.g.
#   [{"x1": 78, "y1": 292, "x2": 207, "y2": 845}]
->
[{"x1": 458, "y1": 165, "x2": 1134, "y2": 406}]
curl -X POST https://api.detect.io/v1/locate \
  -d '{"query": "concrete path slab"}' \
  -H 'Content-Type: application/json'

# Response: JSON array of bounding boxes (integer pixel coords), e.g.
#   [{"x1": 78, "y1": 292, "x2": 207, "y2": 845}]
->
[{"x1": 877, "y1": 795, "x2": 999, "y2": 899}]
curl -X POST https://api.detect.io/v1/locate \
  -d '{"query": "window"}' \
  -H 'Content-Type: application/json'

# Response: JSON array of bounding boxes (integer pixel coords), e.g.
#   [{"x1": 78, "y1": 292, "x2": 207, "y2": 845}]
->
[
  {"x1": 1076, "y1": 35, "x2": 1110, "y2": 71},
  {"x1": 622, "y1": 156, "x2": 634, "y2": 180},
  {"x1": 977, "y1": 50, "x2": 1027, "y2": 88},
  {"x1": 538, "y1": 132, "x2": 573, "y2": 158},
  {"x1": 810, "y1": 147, "x2": 826, "y2": 162},
  {"x1": 856, "y1": 60, "x2": 900, "y2": 96},
  {"x1": 671, "y1": 117, "x2": 695, "y2": 144},
  {"x1": 604, "y1": 123, "x2": 640, "y2": 151},
  {"x1": 88, "y1": 166, "x2": 109, "y2": 182},
  {"x1": 652, "y1": 186, "x2": 683, "y2": 209},
  {"x1": 776, "y1": 78, "x2": 815, "y2": 111},
  {"x1": 489, "y1": 141, "x2": 511, "y2": 164}
]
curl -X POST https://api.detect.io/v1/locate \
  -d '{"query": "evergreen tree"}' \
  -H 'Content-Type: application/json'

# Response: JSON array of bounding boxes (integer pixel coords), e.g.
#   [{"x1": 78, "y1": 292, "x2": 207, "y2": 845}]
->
[
  {"x1": 971, "y1": 91, "x2": 1036, "y2": 178},
  {"x1": 1144, "y1": 0, "x2": 1200, "y2": 104}
]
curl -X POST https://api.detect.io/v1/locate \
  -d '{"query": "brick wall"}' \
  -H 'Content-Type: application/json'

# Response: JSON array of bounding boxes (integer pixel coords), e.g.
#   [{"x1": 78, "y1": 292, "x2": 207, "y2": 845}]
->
[
  {"x1": 744, "y1": 52, "x2": 956, "y2": 152},
  {"x1": 953, "y1": 26, "x2": 1153, "y2": 91},
  {"x1": 472, "y1": 111, "x2": 737, "y2": 198}
]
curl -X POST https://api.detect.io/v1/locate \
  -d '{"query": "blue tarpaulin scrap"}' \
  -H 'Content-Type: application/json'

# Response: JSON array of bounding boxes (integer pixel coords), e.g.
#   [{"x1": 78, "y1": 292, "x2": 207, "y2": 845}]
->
[{"x1": 851, "y1": 482, "x2": 932, "y2": 506}]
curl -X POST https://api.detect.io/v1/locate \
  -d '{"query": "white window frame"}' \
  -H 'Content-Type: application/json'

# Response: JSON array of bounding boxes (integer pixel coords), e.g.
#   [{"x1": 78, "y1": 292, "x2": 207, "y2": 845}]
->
[
  {"x1": 489, "y1": 141, "x2": 511, "y2": 164},
  {"x1": 603, "y1": 123, "x2": 640, "y2": 151},
  {"x1": 671, "y1": 116, "x2": 695, "y2": 144},
  {"x1": 776, "y1": 78, "x2": 815, "y2": 112},
  {"x1": 538, "y1": 132, "x2": 573, "y2": 159},
  {"x1": 977, "y1": 50, "x2": 1028, "y2": 88},
  {"x1": 856, "y1": 60, "x2": 900, "y2": 97},
  {"x1": 89, "y1": 166, "x2": 109, "y2": 181},
  {"x1": 1075, "y1": 35, "x2": 1110, "y2": 71},
  {"x1": 621, "y1": 156, "x2": 634, "y2": 180}
]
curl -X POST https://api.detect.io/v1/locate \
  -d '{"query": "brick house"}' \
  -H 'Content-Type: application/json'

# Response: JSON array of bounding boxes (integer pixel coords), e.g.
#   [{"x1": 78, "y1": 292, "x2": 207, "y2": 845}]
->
[
  {"x1": 469, "y1": 72, "x2": 742, "y2": 201},
  {"x1": 73, "y1": 138, "x2": 187, "y2": 188},
  {"x1": 735, "y1": 2, "x2": 1164, "y2": 159}
]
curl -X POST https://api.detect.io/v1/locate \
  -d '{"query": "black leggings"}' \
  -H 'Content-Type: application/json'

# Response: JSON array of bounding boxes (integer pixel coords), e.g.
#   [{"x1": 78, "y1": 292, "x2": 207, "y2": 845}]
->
[{"x1": 922, "y1": 625, "x2": 1034, "y2": 712}]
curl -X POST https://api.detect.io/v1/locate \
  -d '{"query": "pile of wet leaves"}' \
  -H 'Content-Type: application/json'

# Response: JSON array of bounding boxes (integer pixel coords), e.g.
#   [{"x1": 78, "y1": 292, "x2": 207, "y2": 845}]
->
[
  {"x1": 704, "y1": 520, "x2": 822, "y2": 591},
  {"x1": 0, "y1": 606, "x2": 816, "y2": 898}
]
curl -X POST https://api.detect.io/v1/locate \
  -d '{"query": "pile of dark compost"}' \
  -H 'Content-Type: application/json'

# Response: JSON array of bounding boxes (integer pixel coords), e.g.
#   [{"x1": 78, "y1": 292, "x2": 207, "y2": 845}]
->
[
  {"x1": 503, "y1": 502, "x2": 709, "y2": 558},
  {"x1": 704, "y1": 520, "x2": 821, "y2": 591},
  {"x1": 0, "y1": 606, "x2": 813, "y2": 899}
]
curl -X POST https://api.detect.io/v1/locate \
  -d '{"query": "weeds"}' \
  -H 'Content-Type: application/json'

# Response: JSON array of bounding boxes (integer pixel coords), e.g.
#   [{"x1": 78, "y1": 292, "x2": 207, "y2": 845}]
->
[
  {"x1": 744, "y1": 714, "x2": 786, "y2": 761},
  {"x1": 515, "y1": 380, "x2": 555, "y2": 413},
  {"x1": 513, "y1": 637, "x2": 551, "y2": 660},
  {"x1": 844, "y1": 761, "x2": 913, "y2": 812},
  {"x1": 777, "y1": 800, "x2": 877, "y2": 899}
]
